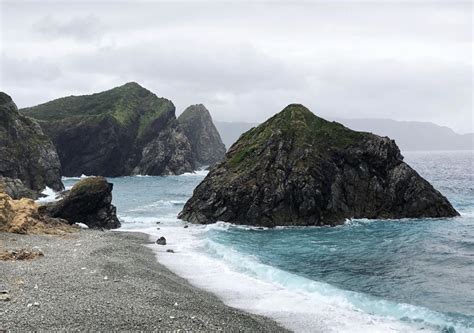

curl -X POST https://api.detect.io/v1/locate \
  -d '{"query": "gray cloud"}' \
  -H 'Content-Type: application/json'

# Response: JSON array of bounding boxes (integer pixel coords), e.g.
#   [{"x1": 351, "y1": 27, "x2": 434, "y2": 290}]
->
[
  {"x1": 0, "y1": 1, "x2": 472, "y2": 133},
  {"x1": 32, "y1": 14, "x2": 103, "y2": 42}
]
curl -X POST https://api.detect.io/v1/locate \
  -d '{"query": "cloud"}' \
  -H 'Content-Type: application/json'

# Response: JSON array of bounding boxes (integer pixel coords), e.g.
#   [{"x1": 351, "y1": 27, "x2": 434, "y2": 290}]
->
[
  {"x1": 32, "y1": 15, "x2": 103, "y2": 42},
  {"x1": 0, "y1": 1, "x2": 471, "y2": 133}
]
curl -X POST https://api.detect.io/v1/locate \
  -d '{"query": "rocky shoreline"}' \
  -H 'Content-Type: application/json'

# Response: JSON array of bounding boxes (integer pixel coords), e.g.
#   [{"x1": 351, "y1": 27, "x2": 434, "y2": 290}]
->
[{"x1": 0, "y1": 230, "x2": 288, "y2": 332}]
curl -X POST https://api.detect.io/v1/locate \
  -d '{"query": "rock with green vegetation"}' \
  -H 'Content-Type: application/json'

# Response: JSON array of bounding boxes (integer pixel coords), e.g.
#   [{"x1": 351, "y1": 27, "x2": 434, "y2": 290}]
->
[
  {"x1": 178, "y1": 104, "x2": 226, "y2": 166},
  {"x1": 21, "y1": 82, "x2": 195, "y2": 176},
  {"x1": 0, "y1": 92, "x2": 63, "y2": 193},
  {"x1": 40, "y1": 176, "x2": 120, "y2": 229},
  {"x1": 179, "y1": 104, "x2": 459, "y2": 227}
]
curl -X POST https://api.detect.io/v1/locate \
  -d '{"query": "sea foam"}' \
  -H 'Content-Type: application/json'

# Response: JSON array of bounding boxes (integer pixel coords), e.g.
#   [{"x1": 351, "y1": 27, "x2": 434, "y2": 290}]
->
[{"x1": 122, "y1": 219, "x2": 463, "y2": 333}]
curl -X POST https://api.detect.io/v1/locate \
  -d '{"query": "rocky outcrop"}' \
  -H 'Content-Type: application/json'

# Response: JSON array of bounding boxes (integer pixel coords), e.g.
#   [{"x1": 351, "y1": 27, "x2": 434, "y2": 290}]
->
[
  {"x1": 21, "y1": 82, "x2": 195, "y2": 177},
  {"x1": 178, "y1": 104, "x2": 226, "y2": 166},
  {"x1": 0, "y1": 192, "x2": 73, "y2": 234},
  {"x1": 40, "y1": 177, "x2": 120, "y2": 229},
  {"x1": 0, "y1": 177, "x2": 38, "y2": 199},
  {"x1": 0, "y1": 92, "x2": 63, "y2": 192},
  {"x1": 179, "y1": 104, "x2": 459, "y2": 227}
]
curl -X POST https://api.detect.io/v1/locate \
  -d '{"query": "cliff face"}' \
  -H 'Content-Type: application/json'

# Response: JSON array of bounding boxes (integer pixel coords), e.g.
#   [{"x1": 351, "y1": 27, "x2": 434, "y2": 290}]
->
[
  {"x1": 21, "y1": 82, "x2": 195, "y2": 177},
  {"x1": 178, "y1": 104, "x2": 226, "y2": 166},
  {"x1": 0, "y1": 92, "x2": 63, "y2": 192},
  {"x1": 179, "y1": 104, "x2": 459, "y2": 227}
]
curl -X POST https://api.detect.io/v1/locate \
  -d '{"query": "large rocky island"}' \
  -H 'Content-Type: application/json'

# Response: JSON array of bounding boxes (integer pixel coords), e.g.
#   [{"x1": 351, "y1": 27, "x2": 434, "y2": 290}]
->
[
  {"x1": 178, "y1": 104, "x2": 226, "y2": 166},
  {"x1": 21, "y1": 83, "x2": 196, "y2": 177},
  {"x1": 0, "y1": 92, "x2": 63, "y2": 193},
  {"x1": 179, "y1": 104, "x2": 459, "y2": 226}
]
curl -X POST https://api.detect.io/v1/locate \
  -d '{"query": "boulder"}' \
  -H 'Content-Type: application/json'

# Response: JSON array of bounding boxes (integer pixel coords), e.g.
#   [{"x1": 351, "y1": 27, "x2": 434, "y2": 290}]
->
[
  {"x1": 178, "y1": 104, "x2": 459, "y2": 227},
  {"x1": 40, "y1": 177, "x2": 120, "y2": 229},
  {"x1": 0, "y1": 92, "x2": 63, "y2": 192},
  {"x1": 21, "y1": 82, "x2": 195, "y2": 177},
  {"x1": 178, "y1": 104, "x2": 226, "y2": 166},
  {"x1": 156, "y1": 236, "x2": 166, "y2": 245}
]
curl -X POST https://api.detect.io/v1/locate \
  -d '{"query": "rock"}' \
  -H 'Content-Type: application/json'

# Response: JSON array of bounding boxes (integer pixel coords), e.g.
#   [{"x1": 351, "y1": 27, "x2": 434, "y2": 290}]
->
[
  {"x1": 39, "y1": 177, "x2": 120, "y2": 229},
  {"x1": 0, "y1": 92, "x2": 63, "y2": 192},
  {"x1": 21, "y1": 82, "x2": 195, "y2": 177},
  {"x1": 183, "y1": 225, "x2": 188, "y2": 228},
  {"x1": 166, "y1": 249, "x2": 174, "y2": 253},
  {"x1": 0, "y1": 191, "x2": 73, "y2": 234},
  {"x1": 0, "y1": 290, "x2": 10, "y2": 301},
  {"x1": 0, "y1": 177, "x2": 38, "y2": 199},
  {"x1": 0, "y1": 248, "x2": 44, "y2": 261},
  {"x1": 156, "y1": 236, "x2": 166, "y2": 245},
  {"x1": 177, "y1": 104, "x2": 226, "y2": 166},
  {"x1": 179, "y1": 104, "x2": 459, "y2": 227}
]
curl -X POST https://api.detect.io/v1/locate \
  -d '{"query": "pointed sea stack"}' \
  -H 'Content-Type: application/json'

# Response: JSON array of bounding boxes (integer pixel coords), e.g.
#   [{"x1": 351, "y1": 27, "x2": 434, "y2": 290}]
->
[
  {"x1": 178, "y1": 104, "x2": 226, "y2": 166},
  {"x1": 179, "y1": 104, "x2": 459, "y2": 227},
  {"x1": 21, "y1": 83, "x2": 195, "y2": 177},
  {"x1": 0, "y1": 92, "x2": 63, "y2": 192}
]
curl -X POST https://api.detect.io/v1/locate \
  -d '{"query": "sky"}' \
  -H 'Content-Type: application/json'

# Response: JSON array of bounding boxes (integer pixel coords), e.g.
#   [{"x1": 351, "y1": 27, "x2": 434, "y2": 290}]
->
[{"x1": 0, "y1": 1, "x2": 472, "y2": 133}]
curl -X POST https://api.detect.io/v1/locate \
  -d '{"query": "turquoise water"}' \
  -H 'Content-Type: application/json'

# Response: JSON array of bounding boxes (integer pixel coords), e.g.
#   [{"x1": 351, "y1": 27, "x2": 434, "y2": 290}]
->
[{"x1": 63, "y1": 151, "x2": 474, "y2": 332}]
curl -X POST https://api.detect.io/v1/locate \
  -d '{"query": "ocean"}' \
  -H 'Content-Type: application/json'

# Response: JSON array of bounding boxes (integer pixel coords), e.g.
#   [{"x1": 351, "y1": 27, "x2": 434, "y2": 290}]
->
[{"x1": 63, "y1": 150, "x2": 474, "y2": 333}]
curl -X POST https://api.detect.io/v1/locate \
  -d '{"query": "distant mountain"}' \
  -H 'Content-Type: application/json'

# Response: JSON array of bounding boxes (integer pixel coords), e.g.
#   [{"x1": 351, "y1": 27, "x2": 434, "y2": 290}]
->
[
  {"x1": 216, "y1": 118, "x2": 473, "y2": 152},
  {"x1": 332, "y1": 118, "x2": 473, "y2": 152},
  {"x1": 21, "y1": 82, "x2": 195, "y2": 177},
  {"x1": 178, "y1": 104, "x2": 226, "y2": 166}
]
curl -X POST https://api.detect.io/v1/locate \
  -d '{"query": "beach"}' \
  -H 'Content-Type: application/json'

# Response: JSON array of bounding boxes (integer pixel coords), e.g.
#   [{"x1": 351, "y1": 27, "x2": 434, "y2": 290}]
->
[{"x1": 0, "y1": 230, "x2": 287, "y2": 332}]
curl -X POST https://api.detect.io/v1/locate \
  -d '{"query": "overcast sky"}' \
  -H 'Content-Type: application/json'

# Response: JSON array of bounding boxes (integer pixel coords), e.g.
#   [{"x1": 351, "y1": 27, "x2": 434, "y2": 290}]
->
[{"x1": 0, "y1": 1, "x2": 472, "y2": 133}]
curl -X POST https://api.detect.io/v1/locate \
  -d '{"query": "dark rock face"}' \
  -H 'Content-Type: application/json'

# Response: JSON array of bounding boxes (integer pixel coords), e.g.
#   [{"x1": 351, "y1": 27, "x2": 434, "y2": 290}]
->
[
  {"x1": 40, "y1": 177, "x2": 120, "y2": 229},
  {"x1": 0, "y1": 92, "x2": 63, "y2": 192},
  {"x1": 0, "y1": 177, "x2": 38, "y2": 200},
  {"x1": 179, "y1": 104, "x2": 459, "y2": 227},
  {"x1": 178, "y1": 104, "x2": 226, "y2": 166},
  {"x1": 21, "y1": 83, "x2": 195, "y2": 177}
]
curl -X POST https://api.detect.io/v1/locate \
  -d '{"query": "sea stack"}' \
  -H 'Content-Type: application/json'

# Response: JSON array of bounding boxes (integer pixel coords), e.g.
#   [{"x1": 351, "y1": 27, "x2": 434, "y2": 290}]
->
[
  {"x1": 0, "y1": 92, "x2": 63, "y2": 192},
  {"x1": 179, "y1": 104, "x2": 459, "y2": 227},
  {"x1": 178, "y1": 104, "x2": 226, "y2": 166},
  {"x1": 40, "y1": 176, "x2": 120, "y2": 229},
  {"x1": 21, "y1": 82, "x2": 195, "y2": 177}
]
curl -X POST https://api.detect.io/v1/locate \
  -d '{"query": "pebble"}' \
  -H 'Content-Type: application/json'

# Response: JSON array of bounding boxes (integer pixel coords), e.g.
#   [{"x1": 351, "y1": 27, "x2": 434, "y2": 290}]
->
[
  {"x1": 156, "y1": 237, "x2": 166, "y2": 245},
  {"x1": 166, "y1": 249, "x2": 174, "y2": 253}
]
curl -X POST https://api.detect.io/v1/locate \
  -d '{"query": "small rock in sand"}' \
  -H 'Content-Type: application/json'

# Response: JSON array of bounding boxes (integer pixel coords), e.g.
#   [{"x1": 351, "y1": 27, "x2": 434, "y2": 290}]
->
[
  {"x1": 184, "y1": 225, "x2": 189, "y2": 229},
  {"x1": 0, "y1": 290, "x2": 10, "y2": 301},
  {"x1": 0, "y1": 249, "x2": 44, "y2": 261},
  {"x1": 166, "y1": 249, "x2": 174, "y2": 253},
  {"x1": 156, "y1": 237, "x2": 166, "y2": 245}
]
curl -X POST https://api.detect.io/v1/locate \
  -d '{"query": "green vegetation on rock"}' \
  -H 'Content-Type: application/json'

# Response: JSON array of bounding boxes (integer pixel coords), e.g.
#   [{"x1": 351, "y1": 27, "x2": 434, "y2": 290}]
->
[
  {"x1": 21, "y1": 83, "x2": 195, "y2": 177},
  {"x1": 227, "y1": 104, "x2": 370, "y2": 170},
  {"x1": 0, "y1": 92, "x2": 63, "y2": 192},
  {"x1": 179, "y1": 104, "x2": 459, "y2": 227},
  {"x1": 177, "y1": 104, "x2": 226, "y2": 166}
]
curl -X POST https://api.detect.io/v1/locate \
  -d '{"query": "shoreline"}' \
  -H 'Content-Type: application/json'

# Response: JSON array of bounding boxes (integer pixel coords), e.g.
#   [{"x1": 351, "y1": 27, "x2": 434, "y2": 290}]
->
[{"x1": 0, "y1": 230, "x2": 288, "y2": 332}]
